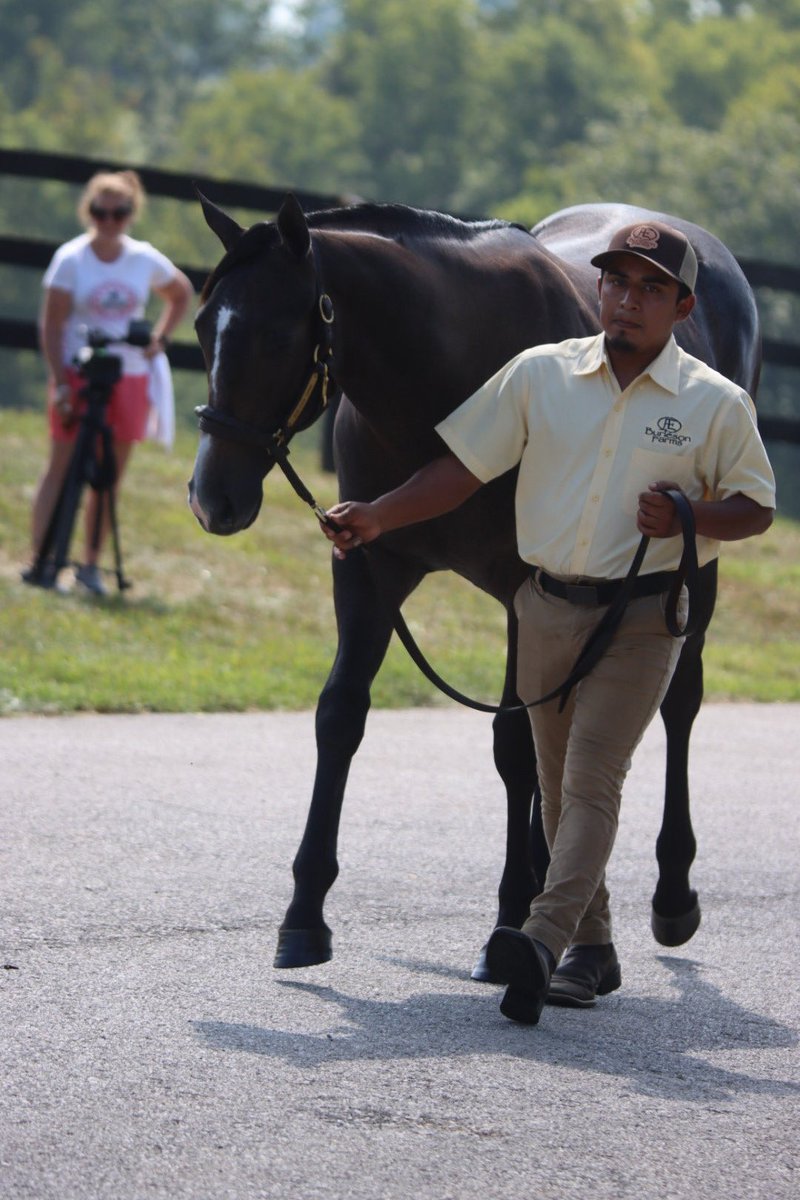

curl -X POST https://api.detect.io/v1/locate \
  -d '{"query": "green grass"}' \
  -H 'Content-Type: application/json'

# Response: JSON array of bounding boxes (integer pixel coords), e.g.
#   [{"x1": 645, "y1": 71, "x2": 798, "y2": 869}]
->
[{"x1": 0, "y1": 407, "x2": 797, "y2": 713}]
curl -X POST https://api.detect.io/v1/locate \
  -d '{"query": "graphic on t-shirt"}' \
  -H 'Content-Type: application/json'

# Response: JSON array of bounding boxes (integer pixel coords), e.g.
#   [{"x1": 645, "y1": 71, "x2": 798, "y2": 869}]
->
[{"x1": 87, "y1": 281, "x2": 139, "y2": 323}]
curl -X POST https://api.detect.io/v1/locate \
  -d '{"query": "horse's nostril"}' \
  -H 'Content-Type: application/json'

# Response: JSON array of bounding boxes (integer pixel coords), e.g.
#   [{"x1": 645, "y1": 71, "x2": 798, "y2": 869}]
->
[{"x1": 210, "y1": 495, "x2": 241, "y2": 534}]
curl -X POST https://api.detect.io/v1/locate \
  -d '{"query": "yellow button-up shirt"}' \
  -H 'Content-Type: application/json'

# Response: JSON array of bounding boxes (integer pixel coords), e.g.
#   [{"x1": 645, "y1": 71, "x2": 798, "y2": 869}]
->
[{"x1": 436, "y1": 333, "x2": 776, "y2": 579}]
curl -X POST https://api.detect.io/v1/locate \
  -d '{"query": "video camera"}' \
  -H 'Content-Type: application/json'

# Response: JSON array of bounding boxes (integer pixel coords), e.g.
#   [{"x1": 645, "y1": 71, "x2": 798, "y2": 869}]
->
[{"x1": 74, "y1": 318, "x2": 152, "y2": 389}]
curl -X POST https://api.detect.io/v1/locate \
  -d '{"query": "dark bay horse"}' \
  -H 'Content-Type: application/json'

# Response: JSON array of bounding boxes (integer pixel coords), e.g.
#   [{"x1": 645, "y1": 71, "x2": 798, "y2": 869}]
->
[{"x1": 188, "y1": 194, "x2": 760, "y2": 979}]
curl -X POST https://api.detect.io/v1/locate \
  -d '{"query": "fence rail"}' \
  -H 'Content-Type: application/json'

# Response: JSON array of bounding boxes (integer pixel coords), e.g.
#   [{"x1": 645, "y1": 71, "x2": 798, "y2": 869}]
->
[
  {"x1": 1, "y1": 147, "x2": 799, "y2": 443},
  {"x1": 0, "y1": 147, "x2": 347, "y2": 214}
]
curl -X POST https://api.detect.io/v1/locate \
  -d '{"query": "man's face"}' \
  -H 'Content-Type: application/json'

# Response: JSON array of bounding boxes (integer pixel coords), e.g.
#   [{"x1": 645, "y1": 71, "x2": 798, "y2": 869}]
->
[{"x1": 597, "y1": 253, "x2": 695, "y2": 359}]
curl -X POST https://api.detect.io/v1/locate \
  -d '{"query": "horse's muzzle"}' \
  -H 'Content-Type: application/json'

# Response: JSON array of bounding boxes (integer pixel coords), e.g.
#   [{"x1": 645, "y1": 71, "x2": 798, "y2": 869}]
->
[
  {"x1": 187, "y1": 478, "x2": 211, "y2": 532},
  {"x1": 188, "y1": 435, "x2": 265, "y2": 535}
]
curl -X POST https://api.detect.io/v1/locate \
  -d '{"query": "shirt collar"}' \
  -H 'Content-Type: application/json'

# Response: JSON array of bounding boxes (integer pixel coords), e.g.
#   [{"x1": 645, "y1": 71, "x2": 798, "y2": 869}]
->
[
  {"x1": 574, "y1": 333, "x2": 607, "y2": 377},
  {"x1": 574, "y1": 332, "x2": 681, "y2": 395}
]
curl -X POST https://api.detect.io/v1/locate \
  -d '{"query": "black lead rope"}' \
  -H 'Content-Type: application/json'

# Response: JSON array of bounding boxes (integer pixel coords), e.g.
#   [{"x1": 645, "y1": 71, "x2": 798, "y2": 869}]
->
[
  {"x1": 311, "y1": 481, "x2": 700, "y2": 717},
  {"x1": 380, "y1": 487, "x2": 697, "y2": 715}
]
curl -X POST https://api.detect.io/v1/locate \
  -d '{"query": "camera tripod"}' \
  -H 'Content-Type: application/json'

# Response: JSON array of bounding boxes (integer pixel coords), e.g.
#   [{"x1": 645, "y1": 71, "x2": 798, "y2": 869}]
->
[{"x1": 27, "y1": 377, "x2": 132, "y2": 595}]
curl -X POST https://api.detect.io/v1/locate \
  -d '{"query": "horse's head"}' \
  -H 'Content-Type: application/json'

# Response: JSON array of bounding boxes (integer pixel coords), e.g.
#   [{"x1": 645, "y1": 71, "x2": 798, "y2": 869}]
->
[{"x1": 189, "y1": 192, "x2": 332, "y2": 534}]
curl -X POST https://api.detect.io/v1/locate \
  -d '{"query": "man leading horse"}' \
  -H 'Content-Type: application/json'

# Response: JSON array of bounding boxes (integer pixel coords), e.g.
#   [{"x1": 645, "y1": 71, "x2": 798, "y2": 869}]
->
[{"x1": 321, "y1": 220, "x2": 776, "y2": 1027}]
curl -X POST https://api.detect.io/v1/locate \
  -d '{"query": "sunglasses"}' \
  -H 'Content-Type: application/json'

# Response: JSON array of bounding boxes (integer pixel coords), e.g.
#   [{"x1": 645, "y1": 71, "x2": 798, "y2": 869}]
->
[{"x1": 89, "y1": 203, "x2": 133, "y2": 221}]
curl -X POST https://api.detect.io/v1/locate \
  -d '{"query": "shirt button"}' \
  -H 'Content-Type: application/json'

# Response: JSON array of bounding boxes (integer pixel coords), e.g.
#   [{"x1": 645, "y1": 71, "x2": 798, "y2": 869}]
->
[
  {"x1": 614, "y1": 402, "x2": 622, "y2": 412},
  {"x1": 592, "y1": 495, "x2": 600, "y2": 503},
  {"x1": 605, "y1": 449, "x2": 612, "y2": 458}
]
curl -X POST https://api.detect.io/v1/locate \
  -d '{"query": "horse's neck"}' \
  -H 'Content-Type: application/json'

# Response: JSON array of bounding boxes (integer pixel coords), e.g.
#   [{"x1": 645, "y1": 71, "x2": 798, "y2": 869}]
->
[
  {"x1": 316, "y1": 229, "x2": 432, "y2": 315},
  {"x1": 314, "y1": 227, "x2": 597, "y2": 457},
  {"x1": 317, "y1": 223, "x2": 595, "y2": 329},
  {"x1": 315, "y1": 229, "x2": 452, "y2": 397}
]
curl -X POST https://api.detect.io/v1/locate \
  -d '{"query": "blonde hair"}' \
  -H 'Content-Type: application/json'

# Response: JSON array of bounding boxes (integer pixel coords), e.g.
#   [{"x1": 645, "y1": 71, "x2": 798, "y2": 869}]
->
[{"x1": 78, "y1": 169, "x2": 146, "y2": 227}]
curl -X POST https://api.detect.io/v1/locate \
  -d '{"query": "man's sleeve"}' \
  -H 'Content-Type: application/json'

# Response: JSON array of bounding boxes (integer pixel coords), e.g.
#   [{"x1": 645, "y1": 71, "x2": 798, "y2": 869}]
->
[
  {"x1": 710, "y1": 391, "x2": 777, "y2": 510},
  {"x1": 436, "y1": 352, "x2": 531, "y2": 483}
]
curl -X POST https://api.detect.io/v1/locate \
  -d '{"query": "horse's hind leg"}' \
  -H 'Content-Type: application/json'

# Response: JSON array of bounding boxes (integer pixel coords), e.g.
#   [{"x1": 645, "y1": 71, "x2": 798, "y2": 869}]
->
[
  {"x1": 651, "y1": 560, "x2": 718, "y2": 946},
  {"x1": 472, "y1": 606, "x2": 545, "y2": 981},
  {"x1": 275, "y1": 548, "x2": 420, "y2": 968}
]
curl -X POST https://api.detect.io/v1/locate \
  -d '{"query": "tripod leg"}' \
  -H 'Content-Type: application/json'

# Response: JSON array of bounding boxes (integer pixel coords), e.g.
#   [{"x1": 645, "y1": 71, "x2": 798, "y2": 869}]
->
[
  {"x1": 97, "y1": 425, "x2": 130, "y2": 593},
  {"x1": 32, "y1": 423, "x2": 91, "y2": 584}
]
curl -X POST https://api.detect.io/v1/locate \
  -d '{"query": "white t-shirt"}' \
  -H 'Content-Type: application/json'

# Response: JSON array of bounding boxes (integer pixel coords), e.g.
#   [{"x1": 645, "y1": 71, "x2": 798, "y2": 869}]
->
[
  {"x1": 43, "y1": 233, "x2": 177, "y2": 376},
  {"x1": 436, "y1": 333, "x2": 776, "y2": 579}
]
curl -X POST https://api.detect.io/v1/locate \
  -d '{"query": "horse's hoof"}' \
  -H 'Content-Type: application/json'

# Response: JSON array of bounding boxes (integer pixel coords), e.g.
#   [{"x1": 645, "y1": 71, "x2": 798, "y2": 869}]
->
[
  {"x1": 471, "y1": 944, "x2": 499, "y2": 983},
  {"x1": 651, "y1": 894, "x2": 701, "y2": 947},
  {"x1": 273, "y1": 927, "x2": 332, "y2": 968}
]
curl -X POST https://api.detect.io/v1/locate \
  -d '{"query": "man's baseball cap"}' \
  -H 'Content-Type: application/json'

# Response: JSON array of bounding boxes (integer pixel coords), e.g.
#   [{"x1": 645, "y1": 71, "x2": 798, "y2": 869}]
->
[{"x1": 591, "y1": 221, "x2": 698, "y2": 294}]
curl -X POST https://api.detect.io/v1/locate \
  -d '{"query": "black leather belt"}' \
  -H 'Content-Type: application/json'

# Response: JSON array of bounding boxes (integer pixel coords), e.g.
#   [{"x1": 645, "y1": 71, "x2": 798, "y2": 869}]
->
[{"x1": 535, "y1": 568, "x2": 678, "y2": 607}]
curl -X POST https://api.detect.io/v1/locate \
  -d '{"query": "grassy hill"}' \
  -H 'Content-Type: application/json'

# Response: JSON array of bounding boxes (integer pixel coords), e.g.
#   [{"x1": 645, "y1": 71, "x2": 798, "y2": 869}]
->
[{"x1": 1, "y1": 408, "x2": 797, "y2": 714}]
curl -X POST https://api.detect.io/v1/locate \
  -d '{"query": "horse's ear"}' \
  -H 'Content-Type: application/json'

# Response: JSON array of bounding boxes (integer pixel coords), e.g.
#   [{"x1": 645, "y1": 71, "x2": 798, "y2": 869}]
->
[
  {"x1": 277, "y1": 193, "x2": 311, "y2": 261},
  {"x1": 195, "y1": 187, "x2": 244, "y2": 251}
]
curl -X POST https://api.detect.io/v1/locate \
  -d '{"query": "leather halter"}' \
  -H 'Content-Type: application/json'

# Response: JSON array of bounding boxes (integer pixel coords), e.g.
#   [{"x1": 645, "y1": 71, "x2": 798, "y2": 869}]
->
[{"x1": 195, "y1": 260, "x2": 336, "y2": 524}]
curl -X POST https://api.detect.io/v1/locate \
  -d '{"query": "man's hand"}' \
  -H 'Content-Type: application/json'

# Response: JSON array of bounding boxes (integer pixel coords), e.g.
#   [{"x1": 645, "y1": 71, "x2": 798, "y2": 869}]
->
[
  {"x1": 318, "y1": 453, "x2": 483, "y2": 559},
  {"x1": 637, "y1": 480, "x2": 685, "y2": 538},
  {"x1": 320, "y1": 501, "x2": 382, "y2": 559}
]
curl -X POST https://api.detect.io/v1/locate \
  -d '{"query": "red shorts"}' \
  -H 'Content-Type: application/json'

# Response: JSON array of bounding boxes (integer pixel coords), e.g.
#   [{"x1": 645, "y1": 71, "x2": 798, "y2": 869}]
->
[{"x1": 49, "y1": 367, "x2": 150, "y2": 444}]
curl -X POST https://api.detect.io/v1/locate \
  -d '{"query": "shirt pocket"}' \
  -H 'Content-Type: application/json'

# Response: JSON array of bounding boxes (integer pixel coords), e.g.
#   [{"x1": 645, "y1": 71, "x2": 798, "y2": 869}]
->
[{"x1": 621, "y1": 447, "x2": 698, "y2": 516}]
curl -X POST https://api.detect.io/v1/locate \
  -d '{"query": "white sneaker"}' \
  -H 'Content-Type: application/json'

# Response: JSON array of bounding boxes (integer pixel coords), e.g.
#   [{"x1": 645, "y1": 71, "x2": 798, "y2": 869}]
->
[{"x1": 75, "y1": 563, "x2": 108, "y2": 596}]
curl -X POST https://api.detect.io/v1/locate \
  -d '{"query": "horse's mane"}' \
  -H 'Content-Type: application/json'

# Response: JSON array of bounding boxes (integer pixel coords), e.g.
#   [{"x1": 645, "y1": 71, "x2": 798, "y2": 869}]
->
[
  {"x1": 201, "y1": 202, "x2": 526, "y2": 300},
  {"x1": 307, "y1": 202, "x2": 514, "y2": 239}
]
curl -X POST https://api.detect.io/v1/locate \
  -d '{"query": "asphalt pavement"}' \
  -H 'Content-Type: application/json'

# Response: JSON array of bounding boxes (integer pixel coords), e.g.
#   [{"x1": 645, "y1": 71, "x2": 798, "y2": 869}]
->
[{"x1": 2, "y1": 704, "x2": 799, "y2": 1200}]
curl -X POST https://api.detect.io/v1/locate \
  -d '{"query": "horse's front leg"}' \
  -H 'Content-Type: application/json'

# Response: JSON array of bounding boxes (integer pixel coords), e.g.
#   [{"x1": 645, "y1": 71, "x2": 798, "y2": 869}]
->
[
  {"x1": 651, "y1": 559, "x2": 718, "y2": 946},
  {"x1": 274, "y1": 547, "x2": 419, "y2": 968},
  {"x1": 472, "y1": 605, "x2": 545, "y2": 981}
]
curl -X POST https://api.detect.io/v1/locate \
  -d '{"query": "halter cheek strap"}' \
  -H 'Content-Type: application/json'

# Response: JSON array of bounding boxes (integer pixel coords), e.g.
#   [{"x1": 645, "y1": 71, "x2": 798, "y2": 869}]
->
[{"x1": 195, "y1": 288, "x2": 336, "y2": 468}]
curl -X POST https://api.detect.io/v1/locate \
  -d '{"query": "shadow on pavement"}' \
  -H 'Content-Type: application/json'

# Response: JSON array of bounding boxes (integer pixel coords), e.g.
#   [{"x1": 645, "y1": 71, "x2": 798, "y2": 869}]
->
[{"x1": 192, "y1": 952, "x2": 798, "y2": 1105}]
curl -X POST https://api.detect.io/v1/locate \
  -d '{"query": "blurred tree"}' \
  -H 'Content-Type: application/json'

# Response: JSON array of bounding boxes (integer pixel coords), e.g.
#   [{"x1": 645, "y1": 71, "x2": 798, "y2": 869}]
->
[
  {"x1": 653, "y1": 12, "x2": 769, "y2": 129},
  {"x1": 1, "y1": 0, "x2": 274, "y2": 104},
  {"x1": 505, "y1": 102, "x2": 800, "y2": 263},
  {"x1": 319, "y1": 0, "x2": 477, "y2": 208},
  {"x1": 174, "y1": 67, "x2": 367, "y2": 201},
  {"x1": 0, "y1": 0, "x2": 278, "y2": 157},
  {"x1": 458, "y1": 1, "x2": 651, "y2": 212}
]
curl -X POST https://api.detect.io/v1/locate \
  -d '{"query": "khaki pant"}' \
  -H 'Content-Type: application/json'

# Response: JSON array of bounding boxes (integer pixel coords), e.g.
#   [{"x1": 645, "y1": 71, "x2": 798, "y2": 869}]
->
[{"x1": 514, "y1": 574, "x2": 686, "y2": 962}]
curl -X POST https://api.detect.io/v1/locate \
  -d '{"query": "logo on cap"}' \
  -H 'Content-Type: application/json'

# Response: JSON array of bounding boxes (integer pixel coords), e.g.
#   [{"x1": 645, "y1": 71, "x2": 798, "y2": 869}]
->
[{"x1": 626, "y1": 225, "x2": 660, "y2": 253}]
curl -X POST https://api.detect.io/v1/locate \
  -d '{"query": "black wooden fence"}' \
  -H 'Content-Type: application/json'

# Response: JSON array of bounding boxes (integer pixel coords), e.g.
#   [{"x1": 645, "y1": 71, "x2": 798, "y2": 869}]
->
[{"x1": 2, "y1": 147, "x2": 799, "y2": 444}]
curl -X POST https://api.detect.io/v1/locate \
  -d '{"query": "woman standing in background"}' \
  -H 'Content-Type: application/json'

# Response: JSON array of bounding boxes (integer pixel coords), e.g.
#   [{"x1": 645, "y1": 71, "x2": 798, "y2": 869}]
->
[{"x1": 24, "y1": 168, "x2": 193, "y2": 594}]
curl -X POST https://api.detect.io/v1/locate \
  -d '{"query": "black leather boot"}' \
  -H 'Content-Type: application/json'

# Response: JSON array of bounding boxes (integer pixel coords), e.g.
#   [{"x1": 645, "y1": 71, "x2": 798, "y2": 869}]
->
[
  {"x1": 547, "y1": 942, "x2": 621, "y2": 1008},
  {"x1": 485, "y1": 927, "x2": 555, "y2": 1025}
]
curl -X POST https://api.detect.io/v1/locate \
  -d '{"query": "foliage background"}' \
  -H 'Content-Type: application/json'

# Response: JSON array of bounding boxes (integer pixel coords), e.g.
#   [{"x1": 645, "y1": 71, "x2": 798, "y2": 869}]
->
[
  {"x1": 3, "y1": 2, "x2": 800, "y2": 240},
  {"x1": 1, "y1": 2, "x2": 798, "y2": 469},
  {"x1": 0, "y1": 0, "x2": 797, "y2": 712}
]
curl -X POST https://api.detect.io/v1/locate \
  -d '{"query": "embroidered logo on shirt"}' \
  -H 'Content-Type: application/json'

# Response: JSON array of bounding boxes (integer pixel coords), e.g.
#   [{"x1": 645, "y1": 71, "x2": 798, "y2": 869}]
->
[{"x1": 645, "y1": 416, "x2": 692, "y2": 447}]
